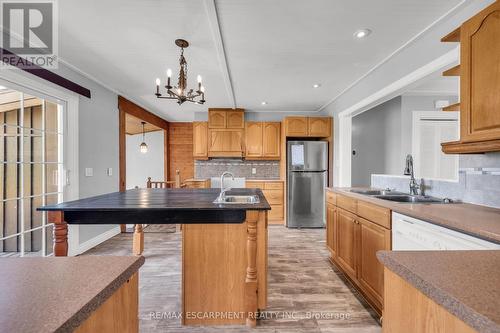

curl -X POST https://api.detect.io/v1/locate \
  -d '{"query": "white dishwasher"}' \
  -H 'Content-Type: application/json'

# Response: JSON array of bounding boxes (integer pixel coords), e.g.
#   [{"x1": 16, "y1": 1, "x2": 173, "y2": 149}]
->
[{"x1": 392, "y1": 212, "x2": 500, "y2": 250}]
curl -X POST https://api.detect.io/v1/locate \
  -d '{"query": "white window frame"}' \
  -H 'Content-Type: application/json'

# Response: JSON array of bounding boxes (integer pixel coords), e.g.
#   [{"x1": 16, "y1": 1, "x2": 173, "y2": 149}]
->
[
  {"x1": 0, "y1": 67, "x2": 80, "y2": 255},
  {"x1": 411, "y1": 111, "x2": 459, "y2": 182}
]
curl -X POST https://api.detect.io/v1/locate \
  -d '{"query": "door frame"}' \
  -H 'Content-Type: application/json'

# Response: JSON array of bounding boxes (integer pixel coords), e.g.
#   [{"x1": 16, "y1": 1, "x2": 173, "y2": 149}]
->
[{"x1": 335, "y1": 48, "x2": 459, "y2": 187}]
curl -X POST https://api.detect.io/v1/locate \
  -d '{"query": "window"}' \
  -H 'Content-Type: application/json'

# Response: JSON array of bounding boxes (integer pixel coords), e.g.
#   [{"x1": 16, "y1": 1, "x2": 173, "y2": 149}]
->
[
  {"x1": 0, "y1": 86, "x2": 64, "y2": 257},
  {"x1": 412, "y1": 111, "x2": 459, "y2": 181}
]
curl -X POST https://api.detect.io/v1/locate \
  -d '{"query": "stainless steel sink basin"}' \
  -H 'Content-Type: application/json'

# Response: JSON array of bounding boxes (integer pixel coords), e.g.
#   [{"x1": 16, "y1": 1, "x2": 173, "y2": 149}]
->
[
  {"x1": 213, "y1": 195, "x2": 260, "y2": 204},
  {"x1": 350, "y1": 189, "x2": 404, "y2": 196},
  {"x1": 373, "y1": 194, "x2": 445, "y2": 203}
]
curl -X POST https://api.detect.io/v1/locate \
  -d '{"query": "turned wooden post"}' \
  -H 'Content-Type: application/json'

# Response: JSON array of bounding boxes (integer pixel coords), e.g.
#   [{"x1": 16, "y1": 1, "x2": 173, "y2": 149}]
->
[
  {"x1": 133, "y1": 224, "x2": 144, "y2": 255},
  {"x1": 245, "y1": 214, "x2": 258, "y2": 327},
  {"x1": 49, "y1": 211, "x2": 68, "y2": 256}
]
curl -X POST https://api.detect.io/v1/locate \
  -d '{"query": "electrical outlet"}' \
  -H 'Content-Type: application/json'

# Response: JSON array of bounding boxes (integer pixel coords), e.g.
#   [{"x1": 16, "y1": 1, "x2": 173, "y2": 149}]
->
[
  {"x1": 107, "y1": 168, "x2": 113, "y2": 176},
  {"x1": 85, "y1": 168, "x2": 93, "y2": 177},
  {"x1": 252, "y1": 167, "x2": 257, "y2": 175}
]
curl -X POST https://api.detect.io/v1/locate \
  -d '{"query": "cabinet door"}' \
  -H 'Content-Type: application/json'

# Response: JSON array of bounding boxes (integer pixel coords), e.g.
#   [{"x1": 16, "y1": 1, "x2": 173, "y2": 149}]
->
[
  {"x1": 245, "y1": 122, "x2": 263, "y2": 158},
  {"x1": 227, "y1": 130, "x2": 244, "y2": 155},
  {"x1": 208, "y1": 110, "x2": 226, "y2": 128},
  {"x1": 262, "y1": 122, "x2": 281, "y2": 159},
  {"x1": 308, "y1": 117, "x2": 331, "y2": 137},
  {"x1": 192, "y1": 122, "x2": 208, "y2": 159},
  {"x1": 358, "y1": 217, "x2": 391, "y2": 310},
  {"x1": 208, "y1": 129, "x2": 225, "y2": 154},
  {"x1": 460, "y1": 2, "x2": 500, "y2": 142},
  {"x1": 284, "y1": 117, "x2": 308, "y2": 136},
  {"x1": 326, "y1": 203, "x2": 336, "y2": 256},
  {"x1": 227, "y1": 110, "x2": 244, "y2": 129},
  {"x1": 336, "y1": 208, "x2": 358, "y2": 281}
]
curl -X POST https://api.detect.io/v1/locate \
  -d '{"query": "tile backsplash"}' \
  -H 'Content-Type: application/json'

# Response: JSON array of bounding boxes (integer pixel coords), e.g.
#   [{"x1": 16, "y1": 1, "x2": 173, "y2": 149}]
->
[
  {"x1": 195, "y1": 159, "x2": 280, "y2": 179},
  {"x1": 371, "y1": 152, "x2": 500, "y2": 208}
]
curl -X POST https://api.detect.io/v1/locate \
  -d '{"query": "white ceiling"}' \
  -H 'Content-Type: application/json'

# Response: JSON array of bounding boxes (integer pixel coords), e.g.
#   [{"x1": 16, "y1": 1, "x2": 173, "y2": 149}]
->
[{"x1": 59, "y1": 0, "x2": 463, "y2": 121}]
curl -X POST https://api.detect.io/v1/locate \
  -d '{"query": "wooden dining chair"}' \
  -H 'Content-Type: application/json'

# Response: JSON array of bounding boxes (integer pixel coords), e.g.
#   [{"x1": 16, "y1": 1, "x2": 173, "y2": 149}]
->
[{"x1": 133, "y1": 170, "x2": 184, "y2": 255}]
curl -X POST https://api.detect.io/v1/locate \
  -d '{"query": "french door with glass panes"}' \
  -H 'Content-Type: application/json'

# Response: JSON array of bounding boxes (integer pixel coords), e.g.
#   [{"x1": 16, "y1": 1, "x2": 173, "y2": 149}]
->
[{"x1": 0, "y1": 87, "x2": 65, "y2": 257}]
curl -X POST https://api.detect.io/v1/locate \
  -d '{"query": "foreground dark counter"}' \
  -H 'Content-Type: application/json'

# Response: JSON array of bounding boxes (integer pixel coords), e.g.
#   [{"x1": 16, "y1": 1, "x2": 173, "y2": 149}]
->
[
  {"x1": 0, "y1": 256, "x2": 144, "y2": 333},
  {"x1": 378, "y1": 250, "x2": 500, "y2": 332}
]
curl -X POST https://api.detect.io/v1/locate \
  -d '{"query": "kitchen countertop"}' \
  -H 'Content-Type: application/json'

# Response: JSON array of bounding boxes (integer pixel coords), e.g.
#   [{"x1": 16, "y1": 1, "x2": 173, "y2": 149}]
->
[
  {"x1": 377, "y1": 250, "x2": 500, "y2": 333},
  {"x1": 0, "y1": 256, "x2": 144, "y2": 333},
  {"x1": 328, "y1": 187, "x2": 500, "y2": 244},
  {"x1": 38, "y1": 188, "x2": 271, "y2": 225},
  {"x1": 246, "y1": 179, "x2": 283, "y2": 182}
]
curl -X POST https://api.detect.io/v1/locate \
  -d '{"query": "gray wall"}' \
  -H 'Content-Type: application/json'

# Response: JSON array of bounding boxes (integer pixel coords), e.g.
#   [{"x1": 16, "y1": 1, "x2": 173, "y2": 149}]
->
[
  {"x1": 52, "y1": 63, "x2": 120, "y2": 245},
  {"x1": 126, "y1": 131, "x2": 164, "y2": 189},
  {"x1": 351, "y1": 97, "x2": 402, "y2": 186}
]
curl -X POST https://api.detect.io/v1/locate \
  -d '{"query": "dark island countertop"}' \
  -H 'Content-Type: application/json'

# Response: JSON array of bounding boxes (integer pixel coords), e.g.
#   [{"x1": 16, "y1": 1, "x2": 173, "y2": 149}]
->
[
  {"x1": 0, "y1": 256, "x2": 144, "y2": 333},
  {"x1": 377, "y1": 250, "x2": 500, "y2": 333},
  {"x1": 37, "y1": 188, "x2": 271, "y2": 224}
]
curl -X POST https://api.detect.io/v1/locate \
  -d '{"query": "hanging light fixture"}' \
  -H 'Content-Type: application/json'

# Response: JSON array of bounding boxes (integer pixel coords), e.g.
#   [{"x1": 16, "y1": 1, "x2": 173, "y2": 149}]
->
[
  {"x1": 140, "y1": 121, "x2": 148, "y2": 154},
  {"x1": 154, "y1": 39, "x2": 206, "y2": 105}
]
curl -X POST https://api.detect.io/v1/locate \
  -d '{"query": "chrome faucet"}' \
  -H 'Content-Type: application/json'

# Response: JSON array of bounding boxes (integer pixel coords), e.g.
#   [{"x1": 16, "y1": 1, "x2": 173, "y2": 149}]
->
[
  {"x1": 404, "y1": 154, "x2": 420, "y2": 195},
  {"x1": 218, "y1": 171, "x2": 234, "y2": 202}
]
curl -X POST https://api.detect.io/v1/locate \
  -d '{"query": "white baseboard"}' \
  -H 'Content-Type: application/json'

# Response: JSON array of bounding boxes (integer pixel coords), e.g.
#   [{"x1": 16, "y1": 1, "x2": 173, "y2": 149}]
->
[{"x1": 75, "y1": 226, "x2": 121, "y2": 255}]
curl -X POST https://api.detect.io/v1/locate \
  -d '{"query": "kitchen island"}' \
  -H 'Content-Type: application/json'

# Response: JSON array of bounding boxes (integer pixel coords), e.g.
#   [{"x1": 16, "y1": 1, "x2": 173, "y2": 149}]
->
[{"x1": 38, "y1": 188, "x2": 271, "y2": 327}]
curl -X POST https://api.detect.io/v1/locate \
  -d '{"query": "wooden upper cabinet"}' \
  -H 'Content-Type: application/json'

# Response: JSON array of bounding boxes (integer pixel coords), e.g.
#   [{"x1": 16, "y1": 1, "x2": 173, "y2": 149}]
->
[
  {"x1": 245, "y1": 122, "x2": 263, "y2": 158},
  {"x1": 308, "y1": 117, "x2": 331, "y2": 137},
  {"x1": 227, "y1": 110, "x2": 245, "y2": 129},
  {"x1": 193, "y1": 122, "x2": 208, "y2": 159},
  {"x1": 208, "y1": 110, "x2": 226, "y2": 128},
  {"x1": 245, "y1": 122, "x2": 281, "y2": 160},
  {"x1": 284, "y1": 117, "x2": 308, "y2": 136},
  {"x1": 262, "y1": 122, "x2": 280, "y2": 158},
  {"x1": 284, "y1": 116, "x2": 331, "y2": 137},
  {"x1": 461, "y1": 2, "x2": 500, "y2": 143},
  {"x1": 208, "y1": 129, "x2": 243, "y2": 157},
  {"x1": 441, "y1": 1, "x2": 500, "y2": 154},
  {"x1": 357, "y1": 217, "x2": 391, "y2": 309}
]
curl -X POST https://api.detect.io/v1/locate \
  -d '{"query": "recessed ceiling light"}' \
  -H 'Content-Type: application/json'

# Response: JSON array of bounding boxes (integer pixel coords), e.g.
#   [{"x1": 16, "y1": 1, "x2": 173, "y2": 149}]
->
[
  {"x1": 354, "y1": 29, "x2": 372, "y2": 39},
  {"x1": 261, "y1": 101, "x2": 268, "y2": 105},
  {"x1": 313, "y1": 84, "x2": 321, "y2": 88},
  {"x1": 0, "y1": 85, "x2": 6, "y2": 90}
]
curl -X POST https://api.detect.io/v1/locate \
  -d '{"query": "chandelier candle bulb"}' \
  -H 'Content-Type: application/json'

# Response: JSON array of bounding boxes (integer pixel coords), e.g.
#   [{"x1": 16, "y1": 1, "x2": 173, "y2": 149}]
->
[
  {"x1": 155, "y1": 78, "x2": 160, "y2": 95},
  {"x1": 166, "y1": 69, "x2": 172, "y2": 88}
]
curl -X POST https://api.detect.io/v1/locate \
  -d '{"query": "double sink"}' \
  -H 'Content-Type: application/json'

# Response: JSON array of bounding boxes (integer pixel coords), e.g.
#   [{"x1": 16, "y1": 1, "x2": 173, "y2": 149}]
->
[{"x1": 349, "y1": 189, "x2": 450, "y2": 204}]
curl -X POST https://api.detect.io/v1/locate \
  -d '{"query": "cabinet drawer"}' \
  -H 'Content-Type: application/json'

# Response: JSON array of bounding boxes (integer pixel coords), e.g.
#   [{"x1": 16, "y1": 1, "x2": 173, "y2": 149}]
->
[
  {"x1": 263, "y1": 189, "x2": 283, "y2": 205},
  {"x1": 268, "y1": 204, "x2": 284, "y2": 220},
  {"x1": 264, "y1": 182, "x2": 283, "y2": 190},
  {"x1": 326, "y1": 191, "x2": 336, "y2": 205},
  {"x1": 246, "y1": 181, "x2": 264, "y2": 189},
  {"x1": 336, "y1": 194, "x2": 357, "y2": 214},
  {"x1": 357, "y1": 200, "x2": 391, "y2": 229}
]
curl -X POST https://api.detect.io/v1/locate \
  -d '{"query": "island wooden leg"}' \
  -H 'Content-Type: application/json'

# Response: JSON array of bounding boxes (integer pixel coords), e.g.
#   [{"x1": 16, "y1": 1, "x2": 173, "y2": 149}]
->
[
  {"x1": 245, "y1": 215, "x2": 258, "y2": 327},
  {"x1": 49, "y1": 211, "x2": 68, "y2": 257},
  {"x1": 133, "y1": 224, "x2": 144, "y2": 255}
]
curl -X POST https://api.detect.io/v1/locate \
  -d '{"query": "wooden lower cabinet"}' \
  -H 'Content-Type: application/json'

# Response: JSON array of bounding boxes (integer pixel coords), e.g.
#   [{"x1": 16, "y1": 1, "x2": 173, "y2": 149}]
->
[
  {"x1": 336, "y1": 208, "x2": 358, "y2": 281},
  {"x1": 75, "y1": 273, "x2": 139, "y2": 333},
  {"x1": 247, "y1": 180, "x2": 284, "y2": 224},
  {"x1": 326, "y1": 193, "x2": 392, "y2": 316},
  {"x1": 358, "y1": 217, "x2": 391, "y2": 310},
  {"x1": 383, "y1": 268, "x2": 476, "y2": 333}
]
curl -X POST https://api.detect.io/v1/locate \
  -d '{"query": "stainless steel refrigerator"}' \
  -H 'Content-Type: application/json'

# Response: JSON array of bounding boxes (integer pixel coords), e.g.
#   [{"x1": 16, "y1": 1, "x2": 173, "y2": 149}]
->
[{"x1": 287, "y1": 141, "x2": 328, "y2": 228}]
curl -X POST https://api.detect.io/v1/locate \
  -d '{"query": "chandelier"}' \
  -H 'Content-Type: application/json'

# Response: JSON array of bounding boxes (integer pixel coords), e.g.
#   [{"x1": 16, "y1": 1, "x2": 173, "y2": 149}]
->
[{"x1": 154, "y1": 39, "x2": 205, "y2": 105}]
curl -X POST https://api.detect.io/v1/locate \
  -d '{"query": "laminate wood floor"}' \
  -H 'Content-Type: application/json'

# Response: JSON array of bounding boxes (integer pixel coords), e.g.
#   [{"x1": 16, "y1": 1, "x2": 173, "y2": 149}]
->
[{"x1": 84, "y1": 226, "x2": 381, "y2": 333}]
